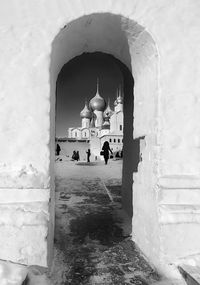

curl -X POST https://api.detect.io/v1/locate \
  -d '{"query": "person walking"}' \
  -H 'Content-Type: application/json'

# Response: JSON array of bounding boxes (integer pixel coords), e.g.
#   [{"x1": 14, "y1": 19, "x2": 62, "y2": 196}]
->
[
  {"x1": 86, "y1": 149, "x2": 91, "y2": 163},
  {"x1": 76, "y1": 151, "x2": 80, "y2": 161},
  {"x1": 56, "y1": 143, "x2": 61, "y2": 156},
  {"x1": 72, "y1": 150, "x2": 76, "y2": 160},
  {"x1": 102, "y1": 141, "x2": 113, "y2": 165}
]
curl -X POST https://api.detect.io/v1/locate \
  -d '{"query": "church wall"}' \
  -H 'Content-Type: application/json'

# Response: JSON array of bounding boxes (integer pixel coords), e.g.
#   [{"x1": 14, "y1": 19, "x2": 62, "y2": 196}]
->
[
  {"x1": 81, "y1": 118, "x2": 90, "y2": 129},
  {"x1": 116, "y1": 111, "x2": 123, "y2": 132},
  {"x1": 71, "y1": 128, "x2": 81, "y2": 139},
  {"x1": 110, "y1": 113, "x2": 117, "y2": 133},
  {"x1": 81, "y1": 128, "x2": 90, "y2": 139},
  {"x1": 0, "y1": 0, "x2": 199, "y2": 281},
  {"x1": 100, "y1": 129, "x2": 110, "y2": 137},
  {"x1": 100, "y1": 135, "x2": 123, "y2": 153}
]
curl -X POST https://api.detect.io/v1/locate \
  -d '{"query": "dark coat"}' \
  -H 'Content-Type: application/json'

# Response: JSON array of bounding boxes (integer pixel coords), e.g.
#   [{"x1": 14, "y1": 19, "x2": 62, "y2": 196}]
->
[{"x1": 102, "y1": 142, "x2": 112, "y2": 158}]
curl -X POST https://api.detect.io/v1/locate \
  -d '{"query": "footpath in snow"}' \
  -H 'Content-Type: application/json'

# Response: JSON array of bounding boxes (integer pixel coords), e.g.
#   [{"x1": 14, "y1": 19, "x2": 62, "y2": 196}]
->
[{"x1": 26, "y1": 158, "x2": 168, "y2": 284}]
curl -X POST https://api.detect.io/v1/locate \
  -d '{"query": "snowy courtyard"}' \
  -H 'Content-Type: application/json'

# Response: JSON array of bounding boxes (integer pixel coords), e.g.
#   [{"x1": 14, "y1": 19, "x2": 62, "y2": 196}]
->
[
  {"x1": 23, "y1": 157, "x2": 178, "y2": 284},
  {"x1": 41, "y1": 157, "x2": 160, "y2": 285}
]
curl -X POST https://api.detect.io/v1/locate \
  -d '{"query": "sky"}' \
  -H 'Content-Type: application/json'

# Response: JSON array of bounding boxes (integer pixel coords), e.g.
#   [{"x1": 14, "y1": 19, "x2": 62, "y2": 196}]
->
[{"x1": 56, "y1": 53, "x2": 123, "y2": 137}]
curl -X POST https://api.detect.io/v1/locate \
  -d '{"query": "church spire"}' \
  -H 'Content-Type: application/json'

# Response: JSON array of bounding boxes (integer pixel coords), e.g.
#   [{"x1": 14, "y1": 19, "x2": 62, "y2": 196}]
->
[
  {"x1": 96, "y1": 77, "x2": 100, "y2": 96},
  {"x1": 84, "y1": 97, "x2": 87, "y2": 107},
  {"x1": 118, "y1": 84, "x2": 122, "y2": 98},
  {"x1": 117, "y1": 84, "x2": 123, "y2": 104},
  {"x1": 89, "y1": 78, "x2": 106, "y2": 112},
  {"x1": 114, "y1": 88, "x2": 118, "y2": 106}
]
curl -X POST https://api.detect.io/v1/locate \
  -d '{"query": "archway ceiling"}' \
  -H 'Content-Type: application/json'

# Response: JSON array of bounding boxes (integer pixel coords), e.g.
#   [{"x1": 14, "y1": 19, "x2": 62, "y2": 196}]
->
[{"x1": 51, "y1": 13, "x2": 145, "y2": 75}]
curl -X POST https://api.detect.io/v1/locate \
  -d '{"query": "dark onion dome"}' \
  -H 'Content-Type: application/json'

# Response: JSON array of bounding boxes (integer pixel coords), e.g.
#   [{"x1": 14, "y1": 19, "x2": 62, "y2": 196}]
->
[
  {"x1": 102, "y1": 116, "x2": 110, "y2": 129},
  {"x1": 117, "y1": 96, "x2": 123, "y2": 104},
  {"x1": 104, "y1": 99, "x2": 114, "y2": 118},
  {"x1": 89, "y1": 79, "x2": 106, "y2": 112},
  {"x1": 80, "y1": 102, "x2": 92, "y2": 119},
  {"x1": 114, "y1": 86, "x2": 124, "y2": 105},
  {"x1": 89, "y1": 93, "x2": 106, "y2": 111}
]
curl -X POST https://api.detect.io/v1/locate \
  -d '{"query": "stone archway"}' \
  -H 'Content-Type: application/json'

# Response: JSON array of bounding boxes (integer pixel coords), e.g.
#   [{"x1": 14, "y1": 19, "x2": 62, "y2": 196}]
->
[
  {"x1": 50, "y1": 12, "x2": 159, "y2": 272},
  {"x1": 1, "y1": 1, "x2": 199, "y2": 282}
]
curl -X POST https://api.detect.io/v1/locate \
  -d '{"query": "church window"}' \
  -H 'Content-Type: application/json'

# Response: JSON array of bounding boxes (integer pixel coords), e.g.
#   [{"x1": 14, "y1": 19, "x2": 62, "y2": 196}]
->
[
  {"x1": 118, "y1": 139, "x2": 120, "y2": 143},
  {"x1": 114, "y1": 139, "x2": 116, "y2": 143},
  {"x1": 75, "y1": 132, "x2": 77, "y2": 137},
  {"x1": 109, "y1": 138, "x2": 112, "y2": 142},
  {"x1": 120, "y1": 125, "x2": 122, "y2": 131}
]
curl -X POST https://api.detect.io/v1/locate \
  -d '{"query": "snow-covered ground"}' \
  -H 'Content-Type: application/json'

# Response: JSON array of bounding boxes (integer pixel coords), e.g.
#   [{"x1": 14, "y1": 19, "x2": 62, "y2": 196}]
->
[
  {"x1": 26, "y1": 158, "x2": 177, "y2": 285},
  {"x1": 26, "y1": 158, "x2": 122, "y2": 284},
  {"x1": 55, "y1": 155, "x2": 123, "y2": 181}
]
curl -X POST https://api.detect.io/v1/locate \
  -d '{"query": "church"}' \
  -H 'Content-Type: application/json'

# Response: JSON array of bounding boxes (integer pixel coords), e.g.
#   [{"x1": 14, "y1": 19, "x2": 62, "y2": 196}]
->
[{"x1": 67, "y1": 80, "x2": 124, "y2": 156}]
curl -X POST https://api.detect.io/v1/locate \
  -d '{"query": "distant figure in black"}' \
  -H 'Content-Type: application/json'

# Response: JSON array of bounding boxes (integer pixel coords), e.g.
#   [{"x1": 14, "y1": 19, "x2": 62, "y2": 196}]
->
[
  {"x1": 56, "y1": 144, "x2": 61, "y2": 156},
  {"x1": 86, "y1": 149, "x2": 91, "y2": 163},
  {"x1": 121, "y1": 148, "x2": 123, "y2": 158},
  {"x1": 116, "y1": 151, "x2": 120, "y2": 158},
  {"x1": 76, "y1": 151, "x2": 80, "y2": 161},
  {"x1": 102, "y1": 141, "x2": 113, "y2": 165},
  {"x1": 72, "y1": 150, "x2": 76, "y2": 160}
]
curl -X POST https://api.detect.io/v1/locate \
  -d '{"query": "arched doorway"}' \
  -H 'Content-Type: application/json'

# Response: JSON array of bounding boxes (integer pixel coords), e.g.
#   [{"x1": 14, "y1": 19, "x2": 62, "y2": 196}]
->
[
  {"x1": 53, "y1": 51, "x2": 137, "y2": 283},
  {"x1": 0, "y1": 1, "x2": 199, "y2": 282},
  {"x1": 50, "y1": 12, "x2": 159, "y2": 272}
]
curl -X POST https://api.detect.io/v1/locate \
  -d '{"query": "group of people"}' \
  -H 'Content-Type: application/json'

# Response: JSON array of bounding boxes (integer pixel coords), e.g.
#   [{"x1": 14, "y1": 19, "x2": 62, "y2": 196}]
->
[
  {"x1": 72, "y1": 150, "x2": 80, "y2": 161},
  {"x1": 56, "y1": 141, "x2": 114, "y2": 165},
  {"x1": 72, "y1": 149, "x2": 91, "y2": 162}
]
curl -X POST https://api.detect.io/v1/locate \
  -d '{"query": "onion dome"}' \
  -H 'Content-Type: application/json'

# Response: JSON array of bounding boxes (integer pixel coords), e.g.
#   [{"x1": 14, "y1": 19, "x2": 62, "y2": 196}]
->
[
  {"x1": 117, "y1": 86, "x2": 123, "y2": 104},
  {"x1": 102, "y1": 116, "x2": 110, "y2": 129},
  {"x1": 80, "y1": 101, "x2": 92, "y2": 119},
  {"x1": 104, "y1": 98, "x2": 114, "y2": 118},
  {"x1": 89, "y1": 79, "x2": 106, "y2": 112},
  {"x1": 117, "y1": 96, "x2": 123, "y2": 104}
]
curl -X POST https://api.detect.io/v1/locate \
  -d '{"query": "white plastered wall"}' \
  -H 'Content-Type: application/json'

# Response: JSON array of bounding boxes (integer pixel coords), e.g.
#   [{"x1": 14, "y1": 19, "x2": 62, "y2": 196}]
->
[{"x1": 0, "y1": 0, "x2": 199, "y2": 280}]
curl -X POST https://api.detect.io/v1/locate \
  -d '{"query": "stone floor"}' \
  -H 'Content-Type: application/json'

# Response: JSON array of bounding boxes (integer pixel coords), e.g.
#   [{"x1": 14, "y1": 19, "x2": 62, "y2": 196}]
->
[{"x1": 47, "y1": 159, "x2": 162, "y2": 285}]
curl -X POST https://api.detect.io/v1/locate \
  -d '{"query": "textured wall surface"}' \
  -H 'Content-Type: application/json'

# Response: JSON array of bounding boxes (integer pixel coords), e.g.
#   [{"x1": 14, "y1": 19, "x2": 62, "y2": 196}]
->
[
  {"x1": 0, "y1": 260, "x2": 27, "y2": 285},
  {"x1": 0, "y1": 0, "x2": 200, "y2": 280}
]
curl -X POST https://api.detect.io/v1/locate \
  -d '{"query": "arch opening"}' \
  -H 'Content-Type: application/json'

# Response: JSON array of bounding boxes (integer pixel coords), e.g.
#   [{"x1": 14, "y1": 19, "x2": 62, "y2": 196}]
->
[
  {"x1": 50, "y1": 12, "x2": 159, "y2": 273},
  {"x1": 52, "y1": 51, "x2": 136, "y2": 282}
]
